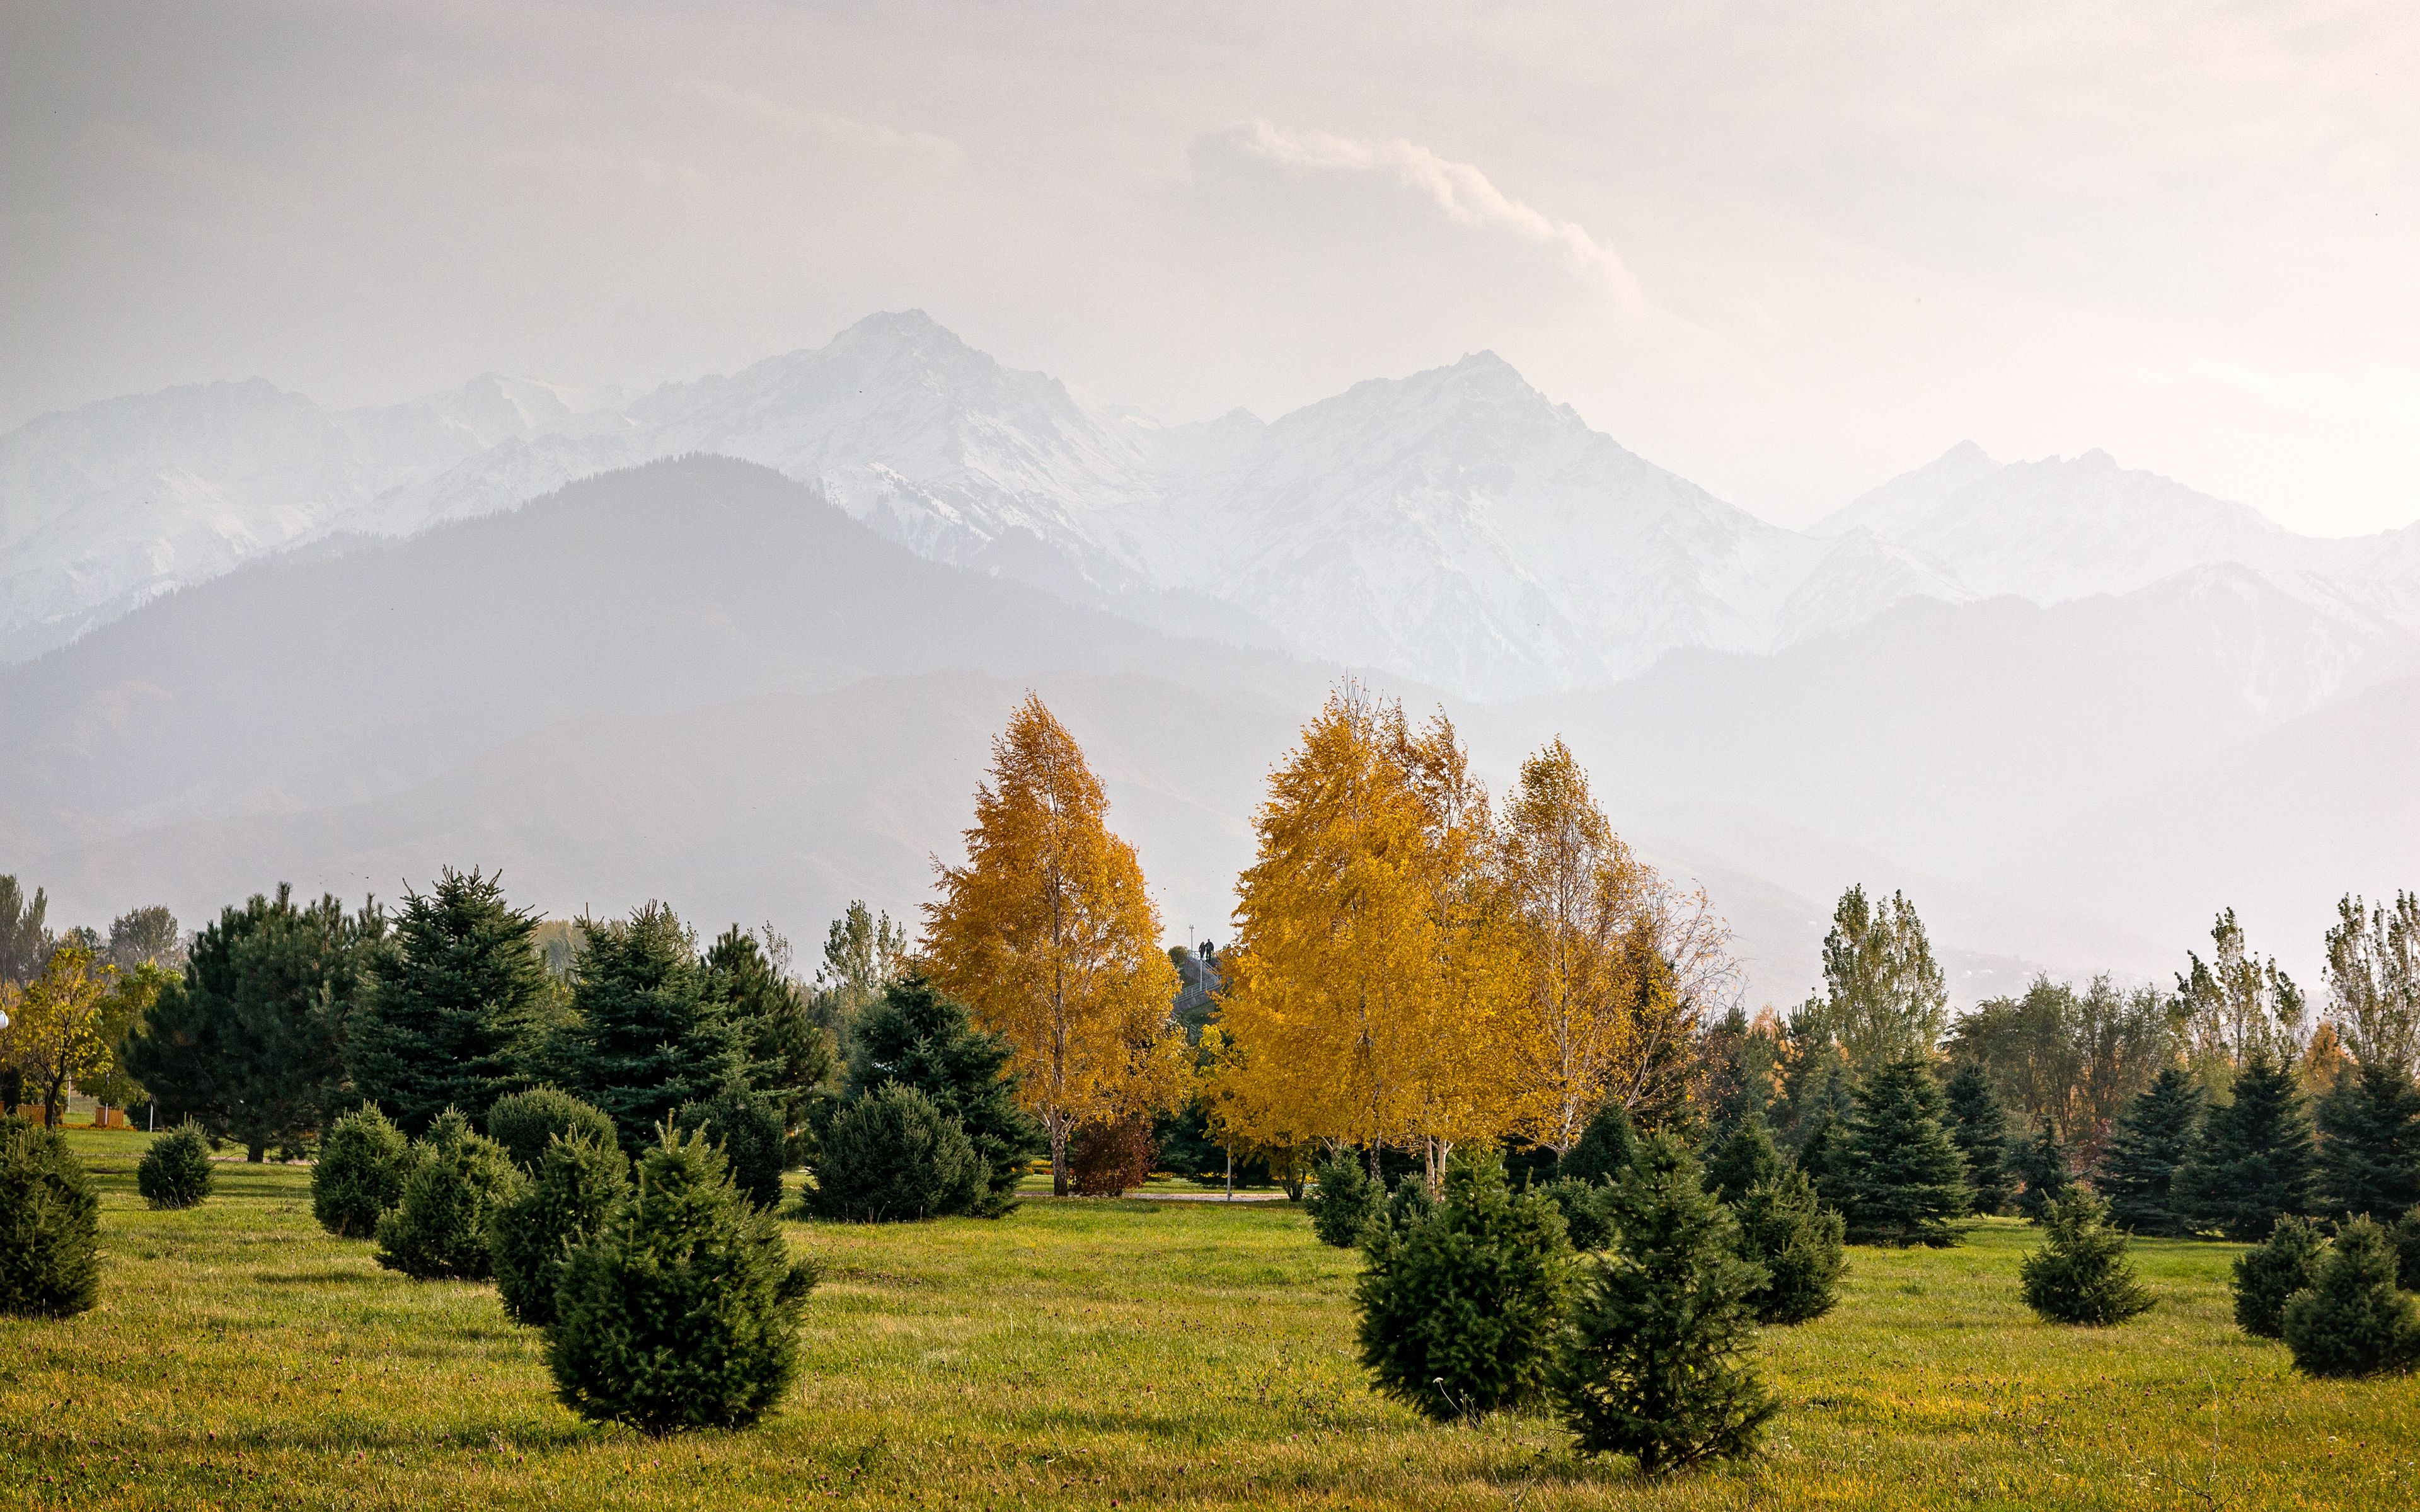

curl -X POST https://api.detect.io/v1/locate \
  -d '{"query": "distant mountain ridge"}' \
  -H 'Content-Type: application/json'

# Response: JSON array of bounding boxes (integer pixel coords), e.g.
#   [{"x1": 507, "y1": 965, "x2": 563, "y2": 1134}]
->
[{"x1": 7, "y1": 311, "x2": 2416, "y2": 701}]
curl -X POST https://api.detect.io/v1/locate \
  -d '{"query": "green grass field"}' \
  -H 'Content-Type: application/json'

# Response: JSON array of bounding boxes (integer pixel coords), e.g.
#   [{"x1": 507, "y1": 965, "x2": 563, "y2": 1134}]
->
[{"x1": 6, "y1": 1128, "x2": 2415, "y2": 1510}]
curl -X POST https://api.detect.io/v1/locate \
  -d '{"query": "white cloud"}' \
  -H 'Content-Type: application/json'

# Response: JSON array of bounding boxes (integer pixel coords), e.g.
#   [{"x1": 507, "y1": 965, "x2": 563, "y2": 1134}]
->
[{"x1": 1224, "y1": 120, "x2": 1647, "y2": 317}]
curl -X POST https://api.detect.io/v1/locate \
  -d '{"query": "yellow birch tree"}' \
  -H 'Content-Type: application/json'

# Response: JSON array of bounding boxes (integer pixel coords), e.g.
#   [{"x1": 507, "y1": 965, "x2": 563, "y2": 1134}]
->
[
  {"x1": 1497, "y1": 738, "x2": 1651, "y2": 1154},
  {"x1": 923, "y1": 694, "x2": 1184, "y2": 1196},
  {"x1": 4, "y1": 944, "x2": 118, "y2": 1127}
]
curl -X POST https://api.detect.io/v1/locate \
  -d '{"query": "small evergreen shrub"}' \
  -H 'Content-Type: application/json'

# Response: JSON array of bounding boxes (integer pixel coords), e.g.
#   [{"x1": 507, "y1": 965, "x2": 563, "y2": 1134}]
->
[
  {"x1": 1562, "y1": 1102, "x2": 1637, "y2": 1186},
  {"x1": 1542, "y1": 1176, "x2": 1619, "y2": 1252},
  {"x1": 313, "y1": 1104, "x2": 412, "y2": 1237},
  {"x1": 491, "y1": 1130, "x2": 630, "y2": 1328},
  {"x1": 1356, "y1": 1151, "x2": 1572, "y2": 1420},
  {"x1": 2314, "y1": 1060, "x2": 2420, "y2": 1224},
  {"x1": 2280, "y1": 1217, "x2": 2420, "y2": 1378},
  {"x1": 548, "y1": 1125, "x2": 819, "y2": 1434},
  {"x1": 136, "y1": 1121, "x2": 215, "y2": 1210},
  {"x1": 1305, "y1": 1153, "x2": 1382, "y2": 1247},
  {"x1": 0, "y1": 1115, "x2": 101, "y2": 1318},
  {"x1": 1839, "y1": 1054, "x2": 1971, "y2": 1247},
  {"x1": 1553, "y1": 1131, "x2": 1778, "y2": 1473},
  {"x1": 2019, "y1": 1189, "x2": 2153, "y2": 1326},
  {"x1": 805, "y1": 1084, "x2": 984, "y2": 1222},
  {"x1": 487, "y1": 1086, "x2": 618, "y2": 1174},
  {"x1": 677, "y1": 1087, "x2": 786, "y2": 1209},
  {"x1": 2232, "y1": 1215, "x2": 2327, "y2": 1338},
  {"x1": 1361, "y1": 1173, "x2": 1436, "y2": 1254},
  {"x1": 1704, "y1": 1116, "x2": 1782, "y2": 1206},
  {"x1": 374, "y1": 1108, "x2": 527, "y2": 1280},
  {"x1": 2010, "y1": 1123, "x2": 2074, "y2": 1223},
  {"x1": 1733, "y1": 1167, "x2": 1845, "y2": 1324},
  {"x1": 1068, "y1": 1114, "x2": 1155, "y2": 1197}
]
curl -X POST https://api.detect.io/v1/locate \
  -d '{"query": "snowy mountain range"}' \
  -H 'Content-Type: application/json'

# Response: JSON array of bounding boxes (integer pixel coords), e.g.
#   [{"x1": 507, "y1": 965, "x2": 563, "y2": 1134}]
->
[{"x1": 6, "y1": 311, "x2": 2417, "y2": 706}]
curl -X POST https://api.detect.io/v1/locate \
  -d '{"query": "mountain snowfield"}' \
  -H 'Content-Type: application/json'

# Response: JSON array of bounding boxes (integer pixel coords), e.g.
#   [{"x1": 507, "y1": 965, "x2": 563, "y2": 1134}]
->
[{"x1": 9, "y1": 309, "x2": 2414, "y2": 702}]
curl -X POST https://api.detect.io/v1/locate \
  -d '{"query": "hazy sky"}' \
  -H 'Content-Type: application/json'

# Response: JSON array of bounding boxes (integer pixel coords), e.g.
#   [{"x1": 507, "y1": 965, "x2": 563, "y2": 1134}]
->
[{"x1": 5, "y1": 1, "x2": 2416, "y2": 532}]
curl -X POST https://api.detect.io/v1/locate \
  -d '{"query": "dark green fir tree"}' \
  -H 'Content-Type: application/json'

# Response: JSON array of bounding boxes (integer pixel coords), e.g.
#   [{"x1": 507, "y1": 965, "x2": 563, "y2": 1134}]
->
[
  {"x1": 1838, "y1": 1055, "x2": 1970, "y2": 1247},
  {"x1": 1942, "y1": 1060, "x2": 2017, "y2": 1217},
  {"x1": 1560, "y1": 1100, "x2": 1637, "y2": 1186},
  {"x1": 2280, "y1": 1217, "x2": 2420, "y2": 1378},
  {"x1": 2174, "y1": 1050, "x2": 2317, "y2": 1242},
  {"x1": 838, "y1": 972, "x2": 1040, "y2": 1216},
  {"x1": 551, "y1": 904, "x2": 746, "y2": 1155},
  {"x1": 2097, "y1": 1068, "x2": 2205, "y2": 1237},
  {"x1": 704, "y1": 925, "x2": 836, "y2": 1142},
  {"x1": 348, "y1": 868, "x2": 555, "y2": 1135},
  {"x1": 2010, "y1": 1121, "x2": 2075, "y2": 1223},
  {"x1": 2313, "y1": 1059, "x2": 2420, "y2": 1225},
  {"x1": 1703, "y1": 1114, "x2": 1782, "y2": 1206}
]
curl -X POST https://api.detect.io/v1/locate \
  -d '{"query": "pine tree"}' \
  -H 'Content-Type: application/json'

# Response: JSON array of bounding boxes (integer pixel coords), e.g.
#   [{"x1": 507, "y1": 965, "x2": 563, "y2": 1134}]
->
[
  {"x1": 548, "y1": 1124, "x2": 818, "y2": 1433},
  {"x1": 925, "y1": 695, "x2": 1187, "y2": 1196},
  {"x1": 373, "y1": 1109, "x2": 526, "y2": 1280},
  {"x1": 313, "y1": 1104, "x2": 412, "y2": 1237},
  {"x1": 122, "y1": 888, "x2": 386, "y2": 1159},
  {"x1": 1561, "y1": 1101, "x2": 1637, "y2": 1185},
  {"x1": 2019, "y1": 1189, "x2": 2153, "y2": 1326},
  {"x1": 348, "y1": 868, "x2": 554, "y2": 1135},
  {"x1": 1794, "y1": 1103, "x2": 1848, "y2": 1210},
  {"x1": 1305, "y1": 1152, "x2": 1382, "y2": 1247},
  {"x1": 1839, "y1": 1055, "x2": 1970, "y2": 1247},
  {"x1": 1732, "y1": 1167, "x2": 1845, "y2": 1324},
  {"x1": 490, "y1": 1130, "x2": 628, "y2": 1327},
  {"x1": 839, "y1": 972, "x2": 1040, "y2": 1215},
  {"x1": 1553, "y1": 1132, "x2": 1778, "y2": 1472},
  {"x1": 2098, "y1": 1068, "x2": 2205, "y2": 1237},
  {"x1": 1356, "y1": 1150, "x2": 1572, "y2": 1420},
  {"x1": 136, "y1": 1121, "x2": 215, "y2": 1210},
  {"x1": 1540, "y1": 1176, "x2": 1620, "y2": 1252},
  {"x1": 1942, "y1": 1060, "x2": 2017, "y2": 1217},
  {"x1": 2175, "y1": 1049, "x2": 2317, "y2": 1242},
  {"x1": 2397, "y1": 1210, "x2": 2420, "y2": 1292},
  {"x1": 1703, "y1": 1114, "x2": 1782, "y2": 1205},
  {"x1": 0, "y1": 1114, "x2": 100, "y2": 1317},
  {"x1": 485, "y1": 1085, "x2": 617, "y2": 1173},
  {"x1": 2279, "y1": 1217, "x2": 2420, "y2": 1378},
  {"x1": 806, "y1": 1084, "x2": 987, "y2": 1223},
  {"x1": 551, "y1": 903, "x2": 746, "y2": 1154},
  {"x1": 2009, "y1": 1121, "x2": 2074, "y2": 1223},
  {"x1": 705, "y1": 925, "x2": 834, "y2": 1144},
  {"x1": 2232, "y1": 1215, "x2": 2327, "y2": 1338},
  {"x1": 2313, "y1": 1059, "x2": 2420, "y2": 1224},
  {"x1": 677, "y1": 1086, "x2": 788, "y2": 1209}
]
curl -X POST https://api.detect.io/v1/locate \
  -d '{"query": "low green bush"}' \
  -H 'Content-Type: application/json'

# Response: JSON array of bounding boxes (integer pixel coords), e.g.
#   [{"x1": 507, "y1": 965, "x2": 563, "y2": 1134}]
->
[
  {"x1": 2232, "y1": 1215, "x2": 2327, "y2": 1338},
  {"x1": 805, "y1": 1084, "x2": 984, "y2": 1222},
  {"x1": 677, "y1": 1086, "x2": 785, "y2": 1209},
  {"x1": 136, "y1": 1120, "x2": 216, "y2": 1210},
  {"x1": 2020, "y1": 1188, "x2": 2153, "y2": 1326},
  {"x1": 0, "y1": 1115, "x2": 100, "y2": 1318},
  {"x1": 1540, "y1": 1176, "x2": 1618, "y2": 1252},
  {"x1": 487, "y1": 1086, "x2": 618, "y2": 1174},
  {"x1": 548, "y1": 1125, "x2": 818, "y2": 1435},
  {"x1": 374, "y1": 1109, "x2": 526, "y2": 1280},
  {"x1": 491, "y1": 1130, "x2": 629, "y2": 1327},
  {"x1": 2281, "y1": 1217, "x2": 2420, "y2": 1378},
  {"x1": 1305, "y1": 1154, "x2": 1381, "y2": 1248},
  {"x1": 313, "y1": 1104, "x2": 413, "y2": 1237},
  {"x1": 1734, "y1": 1167, "x2": 1846, "y2": 1324}
]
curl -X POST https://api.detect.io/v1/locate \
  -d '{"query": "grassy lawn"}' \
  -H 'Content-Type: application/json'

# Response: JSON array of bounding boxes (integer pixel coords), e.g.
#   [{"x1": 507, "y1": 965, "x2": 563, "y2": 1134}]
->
[{"x1": 6, "y1": 1128, "x2": 2416, "y2": 1510}]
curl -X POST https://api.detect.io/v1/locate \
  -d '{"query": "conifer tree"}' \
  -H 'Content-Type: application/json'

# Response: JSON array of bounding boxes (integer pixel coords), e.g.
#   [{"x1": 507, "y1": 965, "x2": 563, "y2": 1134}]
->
[
  {"x1": 1703, "y1": 1114, "x2": 1782, "y2": 1206},
  {"x1": 924, "y1": 694, "x2": 1185, "y2": 1196},
  {"x1": 2010, "y1": 1121, "x2": 2074, "y2": 1223},
  {"x1": 2279, "y1": 1217, "x2": 2420, "y2": 1378},
  {"x1": 1540, "y1": 1175, "x2": 1620, "y2": 1251},
  {"x1": 2174, "y1": 1049, "x2": 2316, "y2": 1241},
  {"x1": 705, "y1": 925, "x2": 835, "y2": 1142},
  {"x1": 313, "y1": 1103, "x2": 412, "y2": 1237},
  {"x1": 374, "y1": 1108, "x2": 527, "y2": 1280},
  {"x1": 1942, "y1": 1060, "x2": 2017, "y2": 1217},
  {"x1": 806, "y1": 1084, "x2": 987, "y2": 1222},
  {"x1": 1553, "y1": 1132, "x2": 1777, "y2": 1472},
  {"x1": 136, "y1": 1121, "x2": 215, "y2": 1210},
  {"x1": 2313, "y1": 1058, "x2": 2420, "y2": 1224},
  {"x1": 348, "y1": 868, "x2": 553, "y2": 1135},
  {"x1": 1305, "y1": 1152, "x2": 1383, "y2": 1247},
  {"x1": 677, "y1": 1086, "x2": 788, "y2": 1209},
  {"x1": 2397, "y1": 1210, "x2": 2420, "y2": 1292},
  {"x1": 485, "y1": 1085, "x2": 617, "y2": 1173},
  {"x1": 2097, "y1": 1068, "x2": 2205, "y2": 1236},
  {"x1": 1838, "y1": 1054, "x2": 1969, "y2": 1247},
  {"x1": 839, "y1": 972, "x2": 1039, "y2": 1215},
  {"x1": 552, "y1": 903, "x2": 745, "y2": 1154},
  {"x1": 2019, "y1": 1189, "x2": 2153, "y2": 1326},
  {"x1": 1561, "y1": 1100, "x2": 1637, "y2": 1185},
  {"x1": 548, "y1": 1124, "x2": 818, "y2": 1433},
  {"x1": 1793, "y1": 1102, "x2": 1847, "y2": 1210},
  {"x1": 0, "y1": 1114, "x2": 100, "y2": 1317},
  {"x1": 2232, "y1": 1215, "x2": 2327, "y2": 1338},
  {"x1": 1356, "y1": 1150, "x2": 1572, "y2": 1419},
  {"x1": 1732, "y1": 1167, "x2": 1845, "y2": 1324},
  {"x1": 490, "y1": 1130, "x2": 628, "y2": 1328}
]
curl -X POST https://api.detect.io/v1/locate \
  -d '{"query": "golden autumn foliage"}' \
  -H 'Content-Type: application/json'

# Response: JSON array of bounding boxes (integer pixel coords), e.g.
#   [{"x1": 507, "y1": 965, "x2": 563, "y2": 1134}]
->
[
  {"x1": 1213, "y1": 694, "x2": 1741, "y2": 1175},
  {"x1": 923, "y1": 694, "x2": 1185, "y2": 1196},
  {"x1": 4, "y1": 943, "x2": 120, "y2": 1126}
]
